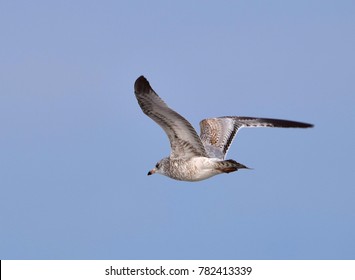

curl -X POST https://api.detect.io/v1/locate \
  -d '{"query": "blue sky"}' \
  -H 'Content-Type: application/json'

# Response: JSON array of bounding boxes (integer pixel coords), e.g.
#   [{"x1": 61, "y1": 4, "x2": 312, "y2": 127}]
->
[{"x1": 1, "y1": 0, "x2": 354, "y2": 259}]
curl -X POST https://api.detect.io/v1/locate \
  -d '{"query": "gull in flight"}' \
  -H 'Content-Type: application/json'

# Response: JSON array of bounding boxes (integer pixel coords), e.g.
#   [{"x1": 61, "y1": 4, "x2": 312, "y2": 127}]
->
[{"x1": 134, "y1": 76, "x2": 313, "y2": 181}]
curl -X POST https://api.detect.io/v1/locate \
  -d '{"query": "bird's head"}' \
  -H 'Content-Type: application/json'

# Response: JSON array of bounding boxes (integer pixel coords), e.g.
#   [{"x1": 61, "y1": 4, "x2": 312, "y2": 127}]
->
[{"x1": 147, "y1": 158, "x2": 169, "y2": 176}]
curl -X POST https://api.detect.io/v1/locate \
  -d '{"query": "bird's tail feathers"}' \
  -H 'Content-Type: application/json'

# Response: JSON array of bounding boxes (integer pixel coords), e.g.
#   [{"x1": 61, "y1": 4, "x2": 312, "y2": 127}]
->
[{"x1": 215, "y1": 159, "x2": 250, "y2": 174}]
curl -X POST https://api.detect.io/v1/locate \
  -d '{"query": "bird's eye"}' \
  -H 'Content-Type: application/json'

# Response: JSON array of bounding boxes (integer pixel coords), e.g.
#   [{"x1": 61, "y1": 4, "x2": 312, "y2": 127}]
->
[{"x1": 155, "y1": 163, "x2": 160, "y2": 169}]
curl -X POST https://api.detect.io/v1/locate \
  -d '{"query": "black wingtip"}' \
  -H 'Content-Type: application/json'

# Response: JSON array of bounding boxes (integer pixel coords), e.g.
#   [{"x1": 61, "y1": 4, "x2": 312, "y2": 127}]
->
[
  {"x1": 134, "y1": 75, "x2": 151, "y2": 93},
  {"x1": 261, "y1": 118, "x2": 314, "y2": 128},
  {"x1": 297, "y1": 122, "x2": 314, "y2": 128}
]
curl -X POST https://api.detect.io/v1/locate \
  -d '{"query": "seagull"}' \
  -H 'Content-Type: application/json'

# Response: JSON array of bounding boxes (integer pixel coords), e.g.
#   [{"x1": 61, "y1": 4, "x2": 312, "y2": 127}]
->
[{"x1": 134, "y1": 75, "x2": 313, "y2": 182}]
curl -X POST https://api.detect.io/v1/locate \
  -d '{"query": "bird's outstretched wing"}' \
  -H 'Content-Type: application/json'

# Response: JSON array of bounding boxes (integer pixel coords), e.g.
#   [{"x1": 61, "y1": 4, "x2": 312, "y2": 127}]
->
[
  {"x1": 134, "y1": 76, "x2": 207, "y2": 159},
  {"x1": 200, "y1": 116, "x2": 313, "y2": 159}
]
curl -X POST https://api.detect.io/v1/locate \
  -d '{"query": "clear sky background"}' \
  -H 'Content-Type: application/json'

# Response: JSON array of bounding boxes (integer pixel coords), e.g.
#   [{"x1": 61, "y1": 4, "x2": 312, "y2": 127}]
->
[{"x1": 1, "y1": 0, "x2": 354, "y2": 260}]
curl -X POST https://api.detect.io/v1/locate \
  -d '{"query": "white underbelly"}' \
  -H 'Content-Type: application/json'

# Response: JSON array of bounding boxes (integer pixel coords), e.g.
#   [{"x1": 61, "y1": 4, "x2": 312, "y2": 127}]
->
[{"x1": 184, "y1": 157, "x2": 221, "y2": 182}]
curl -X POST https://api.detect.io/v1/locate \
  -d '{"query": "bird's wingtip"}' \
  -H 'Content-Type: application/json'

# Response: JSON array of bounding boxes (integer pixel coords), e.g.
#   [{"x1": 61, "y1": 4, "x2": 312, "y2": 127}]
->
[
  {"x1": 134, "y1": 75, "x2": 151, "y2": 93},
  {"x1": 298, "y1": 122, "x2": 314, "y2": 128}
]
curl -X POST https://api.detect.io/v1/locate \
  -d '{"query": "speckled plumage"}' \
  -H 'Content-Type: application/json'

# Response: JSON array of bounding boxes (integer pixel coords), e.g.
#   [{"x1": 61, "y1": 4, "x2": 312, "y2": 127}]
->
[{"x1": 134, "y1": 76, "x2": 313, "y2": 182}]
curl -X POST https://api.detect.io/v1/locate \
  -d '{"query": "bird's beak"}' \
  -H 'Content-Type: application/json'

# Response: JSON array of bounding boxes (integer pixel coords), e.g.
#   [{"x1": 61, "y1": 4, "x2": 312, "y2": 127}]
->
[{"x1": 147, "y1": 168, "x2": 156, "y2": 176}]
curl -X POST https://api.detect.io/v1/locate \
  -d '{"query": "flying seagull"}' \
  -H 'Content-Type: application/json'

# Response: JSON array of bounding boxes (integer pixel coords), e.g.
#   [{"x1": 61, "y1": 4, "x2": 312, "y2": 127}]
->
[{"x1": 134, "y1": 76, "x2": 313, "y2": 181}]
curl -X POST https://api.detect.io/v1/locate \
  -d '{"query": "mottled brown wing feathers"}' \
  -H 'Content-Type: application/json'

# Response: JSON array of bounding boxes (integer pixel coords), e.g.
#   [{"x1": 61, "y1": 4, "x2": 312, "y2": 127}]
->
[
  {"x1": 200, "y1": 116, "x2": 313, "y2": 159},
  {"x1": 134, "y1": 76, "x2": 207, "y2": 159}
]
